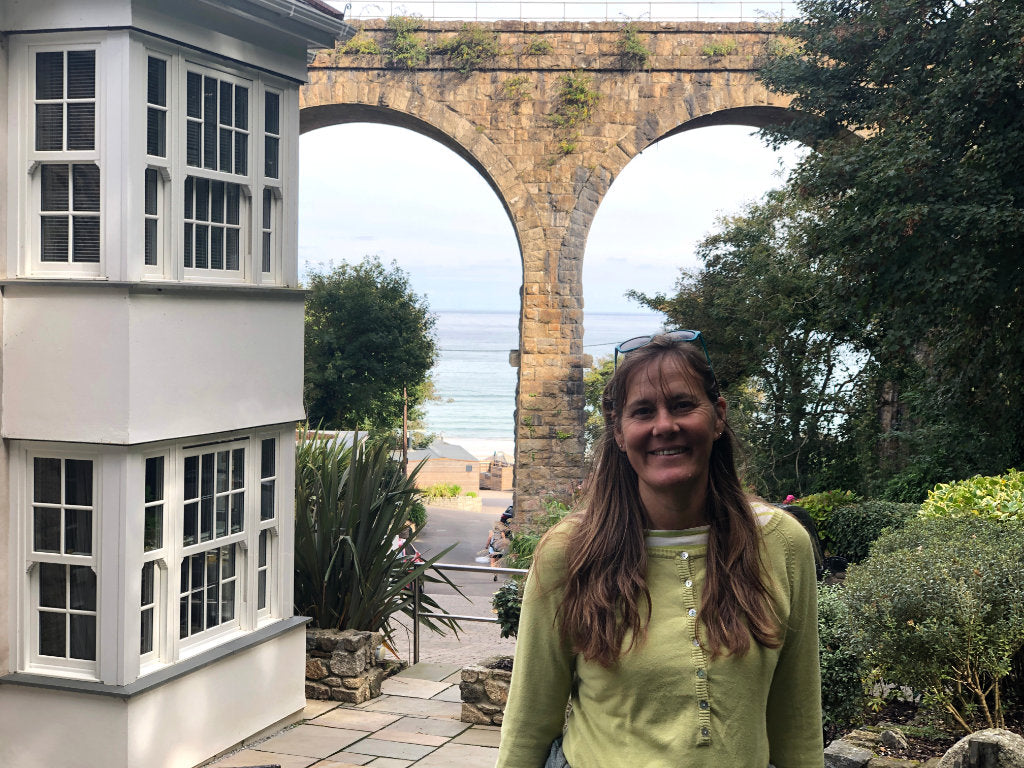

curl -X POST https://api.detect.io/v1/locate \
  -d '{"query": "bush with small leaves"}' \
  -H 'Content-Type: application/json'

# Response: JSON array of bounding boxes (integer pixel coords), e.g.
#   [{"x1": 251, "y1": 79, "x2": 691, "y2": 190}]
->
[
  {"x1": 796, "y1": 489, "x2": 860, "y2": 552},
  {"x1": 700, "y1": 38, "x2": 738, "y2": 57},
  {"x1": 821, "y1": 500, "x2": 918, "y2": 564},
  {"x1": 920, "y1": 469, "x2": 1024, "y2": 523},
  {"x1": 818, "y1": 582, "x2": 866, "y2": 744},
  {"x1": 843, "y1": 515, "x2": 1024, "y2": 733},
  {"x1": 341, "y1": 34, "x2": 381, "y2": 55},
  {"x1": 385, "y1": 16, "x2": 427, "y2": 70},
  {"x1": 492, "y1": 579, "x2": 523, "y2": 639},
  {"x1": 524, "y1": 36, "x2": 553, "y2": 55}
]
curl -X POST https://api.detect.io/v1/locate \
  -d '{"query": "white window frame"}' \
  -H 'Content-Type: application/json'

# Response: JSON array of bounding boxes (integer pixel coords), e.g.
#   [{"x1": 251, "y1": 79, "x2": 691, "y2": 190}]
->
[
  {"x1": 143, "y1": 50, "x2": 173, "y2": 278},
  {"x1": 139, "y1": 451, "x2": 169, "y2": 671},
  {"x1": 22, "y1": 39, "x2": 105, "y2": 278}
]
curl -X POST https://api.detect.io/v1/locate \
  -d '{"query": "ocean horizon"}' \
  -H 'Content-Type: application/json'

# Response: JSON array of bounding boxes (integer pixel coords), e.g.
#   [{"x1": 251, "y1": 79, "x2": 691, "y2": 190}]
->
[{"x1": 423, "y1": 309, "x2": 666, "y2": 458}]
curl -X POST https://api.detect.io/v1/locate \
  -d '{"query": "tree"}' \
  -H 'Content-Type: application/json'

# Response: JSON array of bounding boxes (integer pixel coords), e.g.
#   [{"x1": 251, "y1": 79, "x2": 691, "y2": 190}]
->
[
  {"x1": 630, "y1": 189, "x2": 873, "y2": 498},
  {"x1": 583, "y1": 355, "x2": 614, "y2": 455},
  {"x1": 759, "y1": 0, "x2": 1024, "y2": 497},
  {"x1": 304, "y1": 257, "x2": 437, "y2": 432}
]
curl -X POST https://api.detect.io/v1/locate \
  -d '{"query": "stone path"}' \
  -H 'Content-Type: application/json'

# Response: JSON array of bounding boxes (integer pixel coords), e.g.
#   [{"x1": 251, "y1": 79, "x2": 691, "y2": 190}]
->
[{"x1": 202, "y1": 663, "x2": 503, "y2": 768}]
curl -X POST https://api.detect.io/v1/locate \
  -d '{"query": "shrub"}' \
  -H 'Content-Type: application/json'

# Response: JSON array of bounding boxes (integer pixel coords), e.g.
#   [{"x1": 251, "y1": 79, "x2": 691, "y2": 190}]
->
[
  {"x1": 818, "y1": 582, "x2": 866, "y2": 744},
  {"x1": 549, "y1": 70, "x2": 600, "y2": 130},
  {"x1": 501, "y1": 75, "x2": 533, "y2": 111},
  {"x1": 407, "y1": 499, "x2": 428, "y2": 529},
  {"x1": 384, "y1": 15, "x2": 427, "y2": 69},
  {"x1": 423, "y1": 482, "x2": 461, "y2": 499},
  {"x1": 617, "y1": 23, "x2": 651, "y2": 71},
  {"x1": 797, "y1": 489, "x2": 860, "y2": 552},
  {"x1": 505, "y1": 496, "x2": 572, "y2": 570},
  {"x1": 919, "y1": 469, "x2": 1024, "y2": 523},
  {"x1": 434, "y1": 24, "x2": 500, "y2": 73},
  {"x1": 524, "y1": 36, "x2": 552, "y2": 55},
  {"x1": 341, "y1": 34, "x2": 381, "y2": 55},
  {"x1": 821, "y1": 501, "x2": 918, "y2": 564},
  {"x1": 293, "y1": 430, "x2": 460, "y2": 639},
  {"x1": 700, "y1": 38, "x2": 738, "y2": 57},
  {"x1": 842, "y1": 515, "x2": 1024, "y2": 732},
  {"x1": 493, "y1": 579, "x2": 522, "y2": 638}
]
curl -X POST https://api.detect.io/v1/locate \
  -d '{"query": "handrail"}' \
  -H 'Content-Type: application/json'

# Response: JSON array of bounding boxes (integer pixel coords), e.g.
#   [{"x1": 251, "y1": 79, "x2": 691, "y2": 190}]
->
[
  {"x1": 412, "y1": 561, "x2": 528, "y2": 664},
  {"x1": 341, "y1": 0, "x2": 799, "y2": 22}
]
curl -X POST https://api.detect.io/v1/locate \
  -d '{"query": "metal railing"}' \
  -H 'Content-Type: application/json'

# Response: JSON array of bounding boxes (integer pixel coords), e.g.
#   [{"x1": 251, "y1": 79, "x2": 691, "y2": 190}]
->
[
  {"x1": 411, "y1": 562, "x2": 527, "y2": 664},
  {"x1": 334, "y1": 0, "x2": 799, "y2": 22}
]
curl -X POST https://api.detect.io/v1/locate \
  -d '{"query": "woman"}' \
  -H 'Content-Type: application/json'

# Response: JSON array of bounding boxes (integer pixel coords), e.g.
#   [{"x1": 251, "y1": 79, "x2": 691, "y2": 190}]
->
[
  {"x1": 496, "y1": 331, "x2": 822, "y2": 768},
  {"x1": 488, "y1": 519, "x2": 512, "y2": 580}
]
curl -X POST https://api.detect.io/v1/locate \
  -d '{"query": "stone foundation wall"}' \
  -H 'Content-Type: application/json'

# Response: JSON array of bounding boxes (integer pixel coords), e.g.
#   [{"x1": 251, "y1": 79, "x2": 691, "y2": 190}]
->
[
  {"x1": 460, "y1": 656, "x2": 513, "y2": 725},
  {"x1": 305, "y1": 628, "x2": 401, "y2": 704}
]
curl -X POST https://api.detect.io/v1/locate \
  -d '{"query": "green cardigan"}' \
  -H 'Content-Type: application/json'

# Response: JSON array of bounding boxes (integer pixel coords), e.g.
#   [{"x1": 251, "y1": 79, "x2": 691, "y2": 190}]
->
[{"x1": 496, "y1": 505, "x2": 823, "y2": 768}]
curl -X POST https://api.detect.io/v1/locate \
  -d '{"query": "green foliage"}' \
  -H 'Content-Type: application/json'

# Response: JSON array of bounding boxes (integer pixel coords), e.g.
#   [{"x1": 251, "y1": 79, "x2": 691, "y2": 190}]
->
[
  {"x1": 341, "y1": 34, "x2": 381, "y2": 55},
  {"x1": 303, "y1": 257, "x2": 437, "y2": 433},
  {"x1": 700, "y1": 38, "x2": 738, "y2": 56},
  {"x1": 549, "y1": 70, "x2": 600, "y2": 130},
  {"x1": 821, "y1": 501, "x2": 918, "y2": 564},
  {"x1": 760, "y1": 0, "x2": 1024, "y2": 488},
  {"x1": 617, "y1": 23, "x2": 651, "y2": 70},
  {"x1": 584, "y1": 356, "x2": 614, "y2": 455},
  {"x1": 556, "y1": 138, "x2": 577, "y2": 155},
  {"x1": 492, "y1": 579, "x2": 523, "y2": 639},
  {"x1": 798, "y1": 489, "x2": 861, "y2": 529},
  {"x1": 629, "y1": 188, "x2": 874, "y2": 499},
  {"x1": 407, "y1": 500, "x2": 427, "y2": 529},
  {"x1": 501, "y1": 75, "x2": 533, "y2": 111},
  {"x1": 505, "y1": 496, "x2": 572, "y2": 570},
  {"x1": 920, "y1": 469, "x2": 1024, "y2": 523},
  {"x1": 842, "y1": 515, "x2": 1024, "y2": 732},
  {"x1": 422, "y1": 482, "x2": 461, "y2": 500},
  {"x1": 384, "y1": 15, "x2": 428, "y2": 69},
  {"x1": 818, "y1": 582, "x2": 866, "y2": 743},
  {"x1": 433, "y1": 24, "x2": 500, "y2": 73},
  {"x1": 293, "y1": 430, "x2": 460, "y2": 639},
  {"x1": 524, "y1": 36, "x2": 552, "y2": 55}
]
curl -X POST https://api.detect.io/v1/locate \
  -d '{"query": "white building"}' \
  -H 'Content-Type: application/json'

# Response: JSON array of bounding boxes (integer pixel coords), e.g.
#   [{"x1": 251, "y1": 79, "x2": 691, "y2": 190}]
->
[{"x1": 0, "y1": 2, "x2": 353, "y2": 766}]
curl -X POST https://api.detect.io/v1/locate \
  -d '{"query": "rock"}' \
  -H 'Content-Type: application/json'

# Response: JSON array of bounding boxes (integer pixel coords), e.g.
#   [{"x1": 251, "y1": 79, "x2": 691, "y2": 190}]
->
[
  {"x1": 305, "y1": 681, "x2": 331, "y2": 700},
  {"x1": 483, "y1": 676, "x2": 510, "y2": 705},
  {"x1": 305, "y1": 658, "x2": 329, "y2": 681},
  {"x1": 330, "y1": 648, "x2": 368, "y2": 677},
  {"x1": 937, "y1": 729, "x2": 1024, "y2": 768},
  {"x1": 868, "y1": 759, "x2": 919, "y2": 768},
  {"x1": 846, "y1": 731, "x2": 883, "y2": 751},
  {"x1": 825, "y1": 739, "x2": 874, "y2": 768},
  {"x1": 881, "y1": 729, "x2": 911, "y2": 752},
  {"x1": 461, "y1": 702, "x2": 493, "y2": 725},
  {"x1": 367, "y1": 666, "x2": 386, "y2": 698},
  {"x1": 332, "y1": 682, "x2": 370, "y2": 704}
]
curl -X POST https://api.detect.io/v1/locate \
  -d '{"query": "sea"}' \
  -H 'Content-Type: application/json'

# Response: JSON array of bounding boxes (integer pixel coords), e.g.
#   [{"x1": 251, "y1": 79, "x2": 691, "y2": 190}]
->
[{"x1": 422, "y1": 310, "x2": 666, "y2": 459}]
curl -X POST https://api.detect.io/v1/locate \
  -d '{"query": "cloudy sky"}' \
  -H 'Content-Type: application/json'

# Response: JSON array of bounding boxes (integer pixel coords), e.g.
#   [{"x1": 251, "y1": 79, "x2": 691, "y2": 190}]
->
[{"x1": 298, "y1": 122, "x2": 805, "y2": 314}]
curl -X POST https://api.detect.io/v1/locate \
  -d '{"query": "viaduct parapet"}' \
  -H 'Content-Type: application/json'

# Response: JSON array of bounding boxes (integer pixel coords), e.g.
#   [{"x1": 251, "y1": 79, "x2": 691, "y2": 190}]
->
[{"x1": 300, "y1": 20, "x2": 792, "y2": 516}]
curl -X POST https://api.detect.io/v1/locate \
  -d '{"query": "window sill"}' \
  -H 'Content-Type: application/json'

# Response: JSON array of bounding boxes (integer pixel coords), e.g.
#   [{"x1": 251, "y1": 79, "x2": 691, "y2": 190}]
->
[
  {"x1": 0, "y1": 278, "x2": 306, "y2": 299},
  {"x1": 0, "y1": 615, "x2": 310, "y2": 699}
]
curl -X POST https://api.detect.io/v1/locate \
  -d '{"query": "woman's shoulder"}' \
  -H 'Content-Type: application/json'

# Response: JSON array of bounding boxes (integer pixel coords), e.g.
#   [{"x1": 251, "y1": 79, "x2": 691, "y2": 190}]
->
[
  {"x1": 752, "y1": 500, "x2": 815, "y2": 557},
  {"x1": 527, "y1": 516, "x2": 579, "y2": 576}
]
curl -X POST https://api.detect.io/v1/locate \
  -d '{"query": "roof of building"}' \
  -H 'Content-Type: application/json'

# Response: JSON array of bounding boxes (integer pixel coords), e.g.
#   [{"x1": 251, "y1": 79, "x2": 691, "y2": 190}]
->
[
  {"x1": 406, "y1": 440, "x2": 481, "y2": 463},
  {"x1": 296, "y1": 0, "x2": 345, "y2": 19}
]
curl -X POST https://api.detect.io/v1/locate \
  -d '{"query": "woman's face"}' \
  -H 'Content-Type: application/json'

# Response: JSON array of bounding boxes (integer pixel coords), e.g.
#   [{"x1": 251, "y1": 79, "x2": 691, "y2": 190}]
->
[{"x1": 614, "y1": 355, "x2": 726, "y2": 513}]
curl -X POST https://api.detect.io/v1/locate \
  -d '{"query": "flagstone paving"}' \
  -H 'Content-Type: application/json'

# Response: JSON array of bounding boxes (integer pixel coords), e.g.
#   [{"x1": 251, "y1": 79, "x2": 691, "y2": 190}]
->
[{"x1": 202, "y1": 664, "x2": 501, "y2": 768}]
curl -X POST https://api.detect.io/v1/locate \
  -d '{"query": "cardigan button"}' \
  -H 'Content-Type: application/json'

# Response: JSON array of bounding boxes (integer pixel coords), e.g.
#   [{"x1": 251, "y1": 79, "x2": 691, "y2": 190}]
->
[
  {"x1": 696, "y1": 668, "x2": 706, "y2": 679},
  {"x1": 679, "y1": 551, "x2": 689, "y2": 560},
  {"x1": 684, "y1": 579, "x2": 693, "y2": 588},
  {"x1": 699, "y1": 699, "x2": 709, "y2": 710},
  {"x1": 687, "y1": 608, "x2": 697, "y2": 618},
  {"x1": 691, "y1": 638, "x2": 700, "y2": 648},
  {"x1": 701, "y1": 727, "x2": 710, "y2": 737}
]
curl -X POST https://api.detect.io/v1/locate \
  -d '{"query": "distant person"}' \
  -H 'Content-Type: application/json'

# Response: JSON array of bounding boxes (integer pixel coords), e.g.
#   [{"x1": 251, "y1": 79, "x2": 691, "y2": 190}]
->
[
  {"x1": 487, "y1": 519, "x2": 511, "y2": 580},
  {"x1": 496, "y1": 331, "x2": 822, "y2": 768}
]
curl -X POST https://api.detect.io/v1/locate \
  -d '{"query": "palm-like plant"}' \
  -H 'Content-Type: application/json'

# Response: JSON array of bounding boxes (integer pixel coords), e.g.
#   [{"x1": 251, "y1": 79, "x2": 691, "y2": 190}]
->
[{"x1": 294, "y1": 428, "x2": 460, "y2": 639}]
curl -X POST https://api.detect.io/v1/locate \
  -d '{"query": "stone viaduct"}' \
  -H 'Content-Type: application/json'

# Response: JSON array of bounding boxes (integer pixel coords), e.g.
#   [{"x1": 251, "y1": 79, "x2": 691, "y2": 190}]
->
[{"x1": 300, "y1": 20, "x2": 793, "y2": 516}]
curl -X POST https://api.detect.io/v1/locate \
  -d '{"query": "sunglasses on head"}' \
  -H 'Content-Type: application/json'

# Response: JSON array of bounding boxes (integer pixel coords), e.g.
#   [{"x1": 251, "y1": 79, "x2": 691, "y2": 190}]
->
[{"x1": 613, "y1": 329, "x2": 717, "y2": 385}]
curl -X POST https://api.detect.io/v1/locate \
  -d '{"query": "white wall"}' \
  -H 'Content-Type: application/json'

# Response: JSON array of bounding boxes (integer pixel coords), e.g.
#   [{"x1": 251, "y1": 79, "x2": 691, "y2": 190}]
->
[
  {"x1": 0, "y1": 27, "x2": 10, "y2": 674},
  {"x1": 2, "y1": 285, "x2": 305, "y2": 443},
  {"x1": 0, "y1": 624, "x2": 306, "y2": 768}
]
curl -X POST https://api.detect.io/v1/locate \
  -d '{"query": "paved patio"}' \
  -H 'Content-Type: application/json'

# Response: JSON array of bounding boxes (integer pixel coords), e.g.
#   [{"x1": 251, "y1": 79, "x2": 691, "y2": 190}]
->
[{"x1": 202, "y1": 663, "x2": 500, "y2": 768}]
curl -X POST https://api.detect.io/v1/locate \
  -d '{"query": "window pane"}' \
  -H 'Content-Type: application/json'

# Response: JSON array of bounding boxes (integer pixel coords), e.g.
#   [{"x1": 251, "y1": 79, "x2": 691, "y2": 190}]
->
[
  {"x1": 234, "y1": 132, "x2": 248, "y2": 175},
  {"x1": 34, "y1": 507, "x2": 61, "y2": 552},
  {"x1": 186, "y1": 72, "x2": 202, "y2": 118},
  {"x1": 232, "y1": 449, "x2": 245, "y2": 489},
  {"x1": 36, "y1": 52, "x2": 64, "y2": 99},
  {"x1": 147, "y1": 57, "x2": 166, "y2": 106},
  {"x1": 66, "y1": 103, "x2": 95, "y2": 150},
  {"x1": 200, "y1": 495, "x2": 213, "y2": 542},
  {"x1": 260, "y1": 481, "x2": 275, "y2": 521},
  {"x1": 211, "y1": 181, "x2": 225, "y2": 224},
  {"x1": 201, "y1": 453, "x2": 215, "y2": 497},
  {"x1": 144, "y1": 168, "x2": 159, "y2": 216},
  {"x1": 64, "y1": 459, "x2": 92, "y2": 505},
  {"x1": 35, "y1": 104, "x2": 64, "y2": 151},
  {"x1": 265, "y1": 136, "x2": 279, "y2": 179},
  {"x1": 234, "y1": 87, "x2": 248, "y2": 129},
  {"x1": 258, "y1": 570, "x2": 267, "y2": 610},
  {"x1": 216, "y1": 494, "x2": 229, "y2": 537},
  {"x1": 145, "y1": 503, "x2": 163, "y2": 551},
  {"x1": 145, "y1": 220, "x2": 158, "y2": 266},
  {"x1": 226, "y1": 184, "x2": 240, "y2": 225},
  {"x1": 227, "y1": 230, "x2": 239, "y2": 271},
  {"x1": 219, "y1": 128, "x2": 232, "y2": 173},
  {"x1": 64, "y1": 508, "x2": 92, "y2": 555},
  {"x1": 259, "y1": 529, "x2": 268, "y2": 566},
  {"x1": 39, "y1": 563, "x2": 66, "y2": 609},
  {"x1": 179, "y1": 595, "x2": 189, "y2": 639},
  {"x1": 145, "y1": 456, "x2": 164, "y2": 503},
  {"x1": 210, "y1": 227, "x2": 224, "y2": 270},
  {"x1": 72, "y1": 164, "x2": 100, "y2": 212},
  {"x1": 183, "y1": 501, "x2": 197, "y2": 546},
  {"x1": 215, "y1": 451, "x2": 229, "y2": 493},
  {"x1": 69, "y1": 565, "x2": 96, "y2": 611},
  {"x1": 39, "y1": 612, "x2": 66, "y2": 657},
  {"x1": 203, "y1": 77, "x2": 217, "y2": 170},
  {"x1": 219, "y1": 81, "x2": 233, "y2": 126},
  {"x1": 194, "y1": 225, "x2": 208, "y2": 268},
  {"x1": 142, "y1": 562, "x2": 155, "y2": 605},
  {"x1": 41, "y1": 165, "x2": 70, "y2": 211},
  {"x1": 262, "y1": 188, "x2": 272, "y2": 228},
  {"x1": 66, "y1": 51, "x2": 95, "y2": 99},
  {"x1": 41, "y1": 217, "x2": 70, "y2": 262},
  {"x1": 265, "y1": 92, "x2": 280, "y2": 135},
  {"x1": 69, "y1": 615, "x2": 96, "y2": 661},
  {"x1": 147, "y1": 108, "x2": 166, "y2": 157},
  {"x1": 183, "y1": 223, "x2": 193, "y2": 268},
  {"x1": 261, "y1": 232, "x2": 271, "y2": 273},
  {"x1": 72, "y1": 217, "x2": 100, "y2": 262},
  {"x1": 186, "y1": 121, "x2": 201, "y2": 166},
  {"x1": 184, "y1": 176, "x2": 194, "y2": 218},
  {"x1": 230, "y1": 493, "x2": 244, "y2": 534},
  {"x1": 184, "y1": 455, "x2": 198, "y2": 499},
  {"x1": 221, "y1": 545, "x2": 236, "y2": 578},
  {"x1": 141, "y1": 607, "x2": 154, "y2": 655},
  {"x1": 261, "y1": 439, "x2": 276, "y2": 478},
  {"x1": 34, "y1": 457, "x2": 62, "y2": 503},
  {"x1": 221, "y1": 580, "x2": 235, "y2": 622},
  {"x1": 196, "y1": 178, "x2": 209, "y2": 220},
  {"x1": 190, "y1": 587, "x2": 203, "y2": 635},
  {"x1": 206, "y1": 583, "x2": 220, "y2": 628}
]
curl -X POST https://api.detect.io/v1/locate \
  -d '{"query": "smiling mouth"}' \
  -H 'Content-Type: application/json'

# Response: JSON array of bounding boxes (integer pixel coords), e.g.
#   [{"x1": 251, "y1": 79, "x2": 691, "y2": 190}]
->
[{"x1": 650, "y1": 448, "x2": 687, "y2": 456}]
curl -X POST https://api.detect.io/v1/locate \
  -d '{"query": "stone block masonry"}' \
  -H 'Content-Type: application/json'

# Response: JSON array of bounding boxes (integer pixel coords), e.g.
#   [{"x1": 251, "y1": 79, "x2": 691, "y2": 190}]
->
[
  {"x1": 301, "y1": 21, "x2": 795, "y2": 519},
  {"x1": 305, "y1": 628, "x2": 405, "y2": 704}
]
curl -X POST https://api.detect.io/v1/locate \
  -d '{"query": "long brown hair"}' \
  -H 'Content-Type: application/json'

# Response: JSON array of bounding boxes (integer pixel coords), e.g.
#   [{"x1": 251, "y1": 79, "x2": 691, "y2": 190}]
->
[{"x1": 554, "y1": 336, "x2": 781, "y2": 667}]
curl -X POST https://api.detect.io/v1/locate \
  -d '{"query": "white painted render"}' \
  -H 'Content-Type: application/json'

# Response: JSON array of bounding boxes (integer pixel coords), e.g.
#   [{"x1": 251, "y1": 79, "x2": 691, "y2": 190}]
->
[
  {"x1": 2, "y1": 285, "x2": 305, "y2": 443},
  {"x1": 0, "y1": 623, "x2": 307, "y2": 768}
]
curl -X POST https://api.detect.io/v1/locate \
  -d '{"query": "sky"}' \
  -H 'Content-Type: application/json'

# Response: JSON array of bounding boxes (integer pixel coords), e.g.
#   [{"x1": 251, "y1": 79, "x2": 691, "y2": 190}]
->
[{"x1": 298, "y1": 123, "x2": 806, "y2": 314}]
